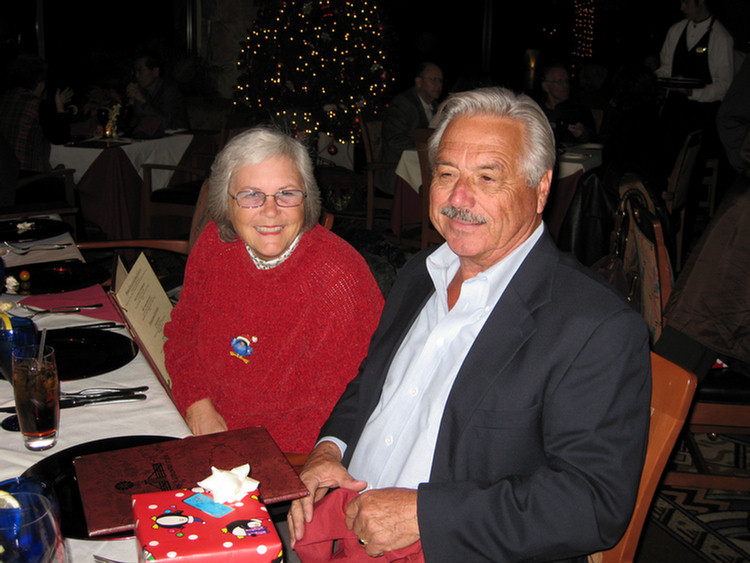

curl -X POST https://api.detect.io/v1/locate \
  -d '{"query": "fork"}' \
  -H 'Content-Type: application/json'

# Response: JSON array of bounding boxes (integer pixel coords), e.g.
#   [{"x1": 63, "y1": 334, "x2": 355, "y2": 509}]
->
[{"x1": 0, "y1": 243, "x2": 72, "y2": 255}]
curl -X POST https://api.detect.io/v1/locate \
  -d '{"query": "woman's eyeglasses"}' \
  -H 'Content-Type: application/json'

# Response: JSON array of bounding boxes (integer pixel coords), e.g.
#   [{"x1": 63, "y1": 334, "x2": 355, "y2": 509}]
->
[{"x1": 230, "y1": 189, "x2": 306, "y2": 208}]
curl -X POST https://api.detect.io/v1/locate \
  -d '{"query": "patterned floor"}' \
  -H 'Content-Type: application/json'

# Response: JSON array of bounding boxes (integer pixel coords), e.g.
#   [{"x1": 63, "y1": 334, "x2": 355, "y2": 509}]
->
[{"x1": 652, "y1": 434, "x2": 750, "y2": 563}]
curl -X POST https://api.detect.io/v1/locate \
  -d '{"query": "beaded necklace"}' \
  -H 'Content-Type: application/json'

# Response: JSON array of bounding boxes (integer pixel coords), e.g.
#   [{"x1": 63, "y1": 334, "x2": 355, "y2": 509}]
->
[{"x1": 245, "y1": 232, "x2": 302, "y2": 270}]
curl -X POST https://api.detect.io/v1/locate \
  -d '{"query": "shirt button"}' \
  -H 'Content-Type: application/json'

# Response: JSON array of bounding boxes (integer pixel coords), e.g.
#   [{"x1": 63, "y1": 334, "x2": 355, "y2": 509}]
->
[
  {"x1": 409, "y1": 386, "x2": 418, "y2": 396},
  {"x1": 385, "y1": 435, "x2": 393, "y2": 446}
]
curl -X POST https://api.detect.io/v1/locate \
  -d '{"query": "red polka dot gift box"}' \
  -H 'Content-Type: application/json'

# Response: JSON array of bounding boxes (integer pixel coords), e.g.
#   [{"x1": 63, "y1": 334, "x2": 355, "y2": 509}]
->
[{"x1": 132, "y1": 489, "x2": 283, "y2": 563}]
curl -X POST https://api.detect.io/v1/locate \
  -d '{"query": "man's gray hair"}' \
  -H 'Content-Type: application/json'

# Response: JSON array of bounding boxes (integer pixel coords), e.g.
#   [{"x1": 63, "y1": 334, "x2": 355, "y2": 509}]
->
[
  {"x1": 428, "y1": 87, "x2": 556, "y2": 188},
  {"x1": 207, "y1": 125, "x2": 321, "y2": 242}
]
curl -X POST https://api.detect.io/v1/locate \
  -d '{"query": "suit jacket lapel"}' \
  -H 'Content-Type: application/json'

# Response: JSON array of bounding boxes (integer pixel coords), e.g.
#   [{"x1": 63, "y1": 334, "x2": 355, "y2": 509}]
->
[{"x1": 430, "y1": 232, "x2": 560, "y2": 477}]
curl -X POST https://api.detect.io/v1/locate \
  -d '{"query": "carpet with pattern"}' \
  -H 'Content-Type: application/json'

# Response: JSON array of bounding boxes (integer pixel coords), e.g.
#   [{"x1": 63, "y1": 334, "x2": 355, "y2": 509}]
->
[{"x1": 651, "y1": 434, "x2": 750, "y2": 563}]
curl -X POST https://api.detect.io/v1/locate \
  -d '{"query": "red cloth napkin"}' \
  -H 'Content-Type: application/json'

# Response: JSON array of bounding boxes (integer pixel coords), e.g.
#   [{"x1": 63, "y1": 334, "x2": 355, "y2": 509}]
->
[
  {"x1": 20, "y1": 284, "x2": 123, "y2": 324},
  {"x1": 294, "y1": 488, "x2": 424, "y2": 563}
]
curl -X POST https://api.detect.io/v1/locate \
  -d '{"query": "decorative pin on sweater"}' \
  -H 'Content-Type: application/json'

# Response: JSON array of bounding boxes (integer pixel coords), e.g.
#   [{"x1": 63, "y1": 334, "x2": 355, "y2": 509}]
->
[{"x1": 230, "y1": 335, "x2": 258, "y2": 363}]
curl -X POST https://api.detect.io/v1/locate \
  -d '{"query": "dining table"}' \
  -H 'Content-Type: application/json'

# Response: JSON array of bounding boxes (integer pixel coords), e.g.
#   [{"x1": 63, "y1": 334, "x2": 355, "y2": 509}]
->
[
  {"x1": 0, "y1": 216, "x2": 192, "y2": 563},
  {"x1": 390, "y1": 143, "x2": 604, "y2": 239},
  {"x1": 49, "y1": 133, "x2": 204, "y2": 240}
]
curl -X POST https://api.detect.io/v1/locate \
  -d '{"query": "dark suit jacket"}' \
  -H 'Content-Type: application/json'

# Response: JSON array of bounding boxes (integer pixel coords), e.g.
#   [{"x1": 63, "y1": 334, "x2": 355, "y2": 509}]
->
[
  {"x1": 320, "y1": 231, "x2": 651, "y2": 563},
  {"x1": 375, "y1": 87, "x2": 432, "y2": 194}
]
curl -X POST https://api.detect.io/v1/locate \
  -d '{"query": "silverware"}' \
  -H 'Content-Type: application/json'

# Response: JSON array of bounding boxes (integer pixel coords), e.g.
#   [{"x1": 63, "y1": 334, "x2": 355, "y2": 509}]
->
[
  {"x1": 69, "y1": 321, "x2": 125, "y2": 330},
  {"x1": 16, "y1": 303, "x2": 103, "y2": 318},
  {"x1": 61, "y1": 386, "x2": 149, "y2": 399},
  {"x1": 0, "y1": 393, "x2": 147, "y2": 413},
  {"x1": 1, "y1": 242, "x2": 72, "y2": 255}
]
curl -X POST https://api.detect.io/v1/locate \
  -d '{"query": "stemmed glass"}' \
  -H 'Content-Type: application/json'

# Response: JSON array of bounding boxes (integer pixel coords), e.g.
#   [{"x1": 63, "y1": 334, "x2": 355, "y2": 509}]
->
[{"x1": 0, "y1": 492, "x2": 67, "y2": 563}]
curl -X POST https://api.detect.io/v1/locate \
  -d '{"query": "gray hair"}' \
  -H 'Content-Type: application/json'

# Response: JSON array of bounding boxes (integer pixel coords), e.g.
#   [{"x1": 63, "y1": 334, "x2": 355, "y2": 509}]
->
[
  {"x1": 428, "y1": 87, "x2": 555, "y2": 188},
  {"x1": 208, "y1": 125, "x2": 321, "y2": 242}
]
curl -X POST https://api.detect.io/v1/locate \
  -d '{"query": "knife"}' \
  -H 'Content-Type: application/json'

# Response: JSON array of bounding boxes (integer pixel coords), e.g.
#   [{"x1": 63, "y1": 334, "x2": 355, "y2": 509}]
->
[
  {"x1": 68, "y1": 322, "x2": 126, "y2": 330},
  {"x1": 0, "y1": 393, "x2": 147, "y2": 413}
]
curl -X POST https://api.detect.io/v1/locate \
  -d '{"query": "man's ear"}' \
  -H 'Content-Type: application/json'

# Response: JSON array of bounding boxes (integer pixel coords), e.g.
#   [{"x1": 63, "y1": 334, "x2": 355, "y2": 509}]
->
[{"x1": 536, "y1": 169, "x2": 553, "y2": 214}]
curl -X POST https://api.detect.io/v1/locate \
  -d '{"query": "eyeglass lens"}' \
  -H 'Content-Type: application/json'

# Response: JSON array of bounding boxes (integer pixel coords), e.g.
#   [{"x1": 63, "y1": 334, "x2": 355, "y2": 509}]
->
[{"x1": 232, "y1": 190, "x2": 305, "y2": 208}]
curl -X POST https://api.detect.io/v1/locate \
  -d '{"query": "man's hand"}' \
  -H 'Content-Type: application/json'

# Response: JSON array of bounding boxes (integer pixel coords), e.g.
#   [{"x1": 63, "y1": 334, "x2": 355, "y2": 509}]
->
[
  {"x1": 126, "y1": 82, "x2": 145, "y2": 104},
  {"x1": 287, "y1": 441, "x2": 366, "y2": 546},
  {"x1": 567, "y1": 122, "x2": 585, "y2": 138},
  {"x1": 184, "y1": 398, "x2": 228, "y2": 435},
  {"x1": 345, "y1": 488, "x2": 420, "y2": 557},
  {"x1": 54, "y1": 87, "x2": 74, "y2": 113}
]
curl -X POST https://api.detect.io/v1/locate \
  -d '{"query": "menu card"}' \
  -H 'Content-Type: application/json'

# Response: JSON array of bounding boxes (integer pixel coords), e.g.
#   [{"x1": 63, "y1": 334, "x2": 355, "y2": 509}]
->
[
  {"x1": 109, "y1": 253, "x2": 173, "y2": 390},
  {"x1": 73, "y1": 426, "x2": 308, "y2": 537}
]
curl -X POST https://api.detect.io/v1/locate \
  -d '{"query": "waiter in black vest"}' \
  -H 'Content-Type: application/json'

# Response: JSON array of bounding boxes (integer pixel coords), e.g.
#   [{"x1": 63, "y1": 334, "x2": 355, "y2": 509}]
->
[{"x1": 655, "y1": 0, "x2": 734, "y2": 161}]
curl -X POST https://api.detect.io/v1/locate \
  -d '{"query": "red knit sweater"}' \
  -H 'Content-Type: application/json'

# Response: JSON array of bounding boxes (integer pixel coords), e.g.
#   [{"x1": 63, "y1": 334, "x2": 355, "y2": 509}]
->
[{"x1": 164, "y1": 222, "x2": 384, "y2": 453}]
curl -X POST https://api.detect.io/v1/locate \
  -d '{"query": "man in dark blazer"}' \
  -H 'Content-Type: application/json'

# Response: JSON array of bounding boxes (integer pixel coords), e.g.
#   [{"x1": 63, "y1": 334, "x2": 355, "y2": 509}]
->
[
  {"x1": 375, "y1": 62, "x2": 443, "y2": 194},
  {"x1": 288, "y1": 87, "x2": 651, "y2": 563}
]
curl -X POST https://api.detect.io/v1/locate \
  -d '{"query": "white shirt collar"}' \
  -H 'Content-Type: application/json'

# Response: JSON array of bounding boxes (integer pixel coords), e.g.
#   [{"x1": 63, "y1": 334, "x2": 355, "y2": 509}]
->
[{"x1": 426, "y1": 222, "x2": 545, "y2": 311}]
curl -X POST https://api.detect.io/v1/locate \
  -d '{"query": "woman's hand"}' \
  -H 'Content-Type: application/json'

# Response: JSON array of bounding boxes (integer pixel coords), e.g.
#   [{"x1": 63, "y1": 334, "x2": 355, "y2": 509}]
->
[
  {"x1": 185, "y1": 398, "x2": 228, "y2": 435},
  {"x1": 287, "y1": 440, "x2": 367, "y2": 546}
]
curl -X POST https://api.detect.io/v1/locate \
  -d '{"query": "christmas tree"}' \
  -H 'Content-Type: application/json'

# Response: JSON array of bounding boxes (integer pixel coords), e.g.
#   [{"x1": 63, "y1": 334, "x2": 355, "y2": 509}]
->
[{"x1": 236, "y1": 0, "x2": 394, "y2": 144}]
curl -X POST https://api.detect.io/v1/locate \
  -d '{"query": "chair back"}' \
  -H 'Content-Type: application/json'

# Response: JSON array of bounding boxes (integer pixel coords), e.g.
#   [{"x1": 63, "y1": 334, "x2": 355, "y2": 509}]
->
[
  {"x1": 664, "y1": 129, "x2": 703, "y2": 213},
  {"x1": 592, "y1": 352, "x2": 696, "y2": 563},
  {"x1": 359, "y1": 118, "x2": 394, "y2": 230},
  {"x1": 187, "y1": 179, "x2": 212, "y2": 252},
  {"x1": 414, "y1": 128, "x2": 443, "y2": 249},
  {"x1": 360, "y1": 119, "x2": 385, "y2": 165}
]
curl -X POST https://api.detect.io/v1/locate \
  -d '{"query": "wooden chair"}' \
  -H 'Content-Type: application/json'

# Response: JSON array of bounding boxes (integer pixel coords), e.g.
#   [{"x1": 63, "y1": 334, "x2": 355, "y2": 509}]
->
[
  {"x1": 359, "y1": 118, "x2": 395, "y2": 230},
  {"x1": 414, "y1": 128, "x2": 443, "y2": 249},
  {"x1": 139, "y1": 163, "x2": 208, "y2": 238},
  {"x1": 5, "y1": 168, "x2": 81, "y2": 237},
  {"x1": 661, "y1": 129, "x2": 703, "y2": 272},
  {"x1": 662, "y1": 382, "x2": 750, "y2": 490},
  {"x1": 590, "y1": 352, "x2": 696, "y2": 563},
  {"x1": 81, "y1": 178, "x2": 212, "y2": 257}
]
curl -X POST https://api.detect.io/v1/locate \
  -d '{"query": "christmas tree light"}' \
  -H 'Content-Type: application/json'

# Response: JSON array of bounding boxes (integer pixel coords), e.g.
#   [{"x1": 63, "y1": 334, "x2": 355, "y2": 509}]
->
[{"x1": 236, "y1": 0, "x2": 395, "y2": 144}]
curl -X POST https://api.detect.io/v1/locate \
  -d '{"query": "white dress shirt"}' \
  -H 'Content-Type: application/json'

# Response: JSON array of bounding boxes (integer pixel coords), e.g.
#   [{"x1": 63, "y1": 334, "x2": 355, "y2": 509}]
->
[
  {"x1": 343, "y1": 224, "x2": 544, "y2": 490},
  {"x1": 655, "y1": 17, "x2": 734, "y2": 103}
]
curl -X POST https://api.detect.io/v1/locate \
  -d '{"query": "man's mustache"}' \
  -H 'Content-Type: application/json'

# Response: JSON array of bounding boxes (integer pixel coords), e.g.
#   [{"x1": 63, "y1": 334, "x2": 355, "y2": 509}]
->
[{"x1": 439, "y1": 206, "x2": 488, "y2": 224}]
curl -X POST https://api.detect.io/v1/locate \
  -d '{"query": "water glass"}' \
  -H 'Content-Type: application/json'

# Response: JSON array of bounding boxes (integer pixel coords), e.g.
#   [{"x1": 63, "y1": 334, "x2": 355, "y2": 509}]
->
[
  {"x1": 0, "y1": 491, "x2": 67, "y2": 563},
  {"x1": 12, "y1": 345, "x2": 60, "y2": 451}
]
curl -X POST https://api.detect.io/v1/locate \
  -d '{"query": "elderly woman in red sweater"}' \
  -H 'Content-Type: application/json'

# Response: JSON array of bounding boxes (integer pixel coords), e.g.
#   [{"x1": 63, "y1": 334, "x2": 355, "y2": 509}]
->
[{"x1": 164, "y1": 126, "x2": 384, "y2": 454}]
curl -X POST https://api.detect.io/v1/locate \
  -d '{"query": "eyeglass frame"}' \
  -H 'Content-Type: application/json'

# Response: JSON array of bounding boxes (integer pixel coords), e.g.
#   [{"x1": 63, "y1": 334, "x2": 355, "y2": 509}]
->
[{"x1": 229, "y1": 189, "x2": 307, "y2": 209}]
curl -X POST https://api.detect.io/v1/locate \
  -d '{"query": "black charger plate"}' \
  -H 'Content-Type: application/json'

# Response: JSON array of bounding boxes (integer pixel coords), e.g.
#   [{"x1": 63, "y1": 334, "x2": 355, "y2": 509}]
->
[
  {"x1": 0, "y1": 219, "x2": 70, "y2": 243},
  {"x1": 20, "y1": 435, "x2": 177, "y2": 539},
  {"x1": 44, "y1": 327, "x2": 138, "y2": 381}
]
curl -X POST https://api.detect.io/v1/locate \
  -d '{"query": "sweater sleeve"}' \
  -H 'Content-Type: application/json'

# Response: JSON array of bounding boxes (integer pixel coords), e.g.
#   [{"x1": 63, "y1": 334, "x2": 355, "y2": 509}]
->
[{"x1": 163, "y1": 224, "x2": 219, "y2": 415}]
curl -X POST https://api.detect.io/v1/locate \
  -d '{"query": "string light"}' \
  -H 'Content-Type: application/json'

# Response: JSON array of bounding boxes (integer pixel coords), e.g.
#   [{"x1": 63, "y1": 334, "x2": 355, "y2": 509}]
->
[
  {"x1": 235, "y1": 0, "x2": 394, "y2": 143},
  {"x1": 571, "y1": 0, "x2": 595, "y2": 62}
]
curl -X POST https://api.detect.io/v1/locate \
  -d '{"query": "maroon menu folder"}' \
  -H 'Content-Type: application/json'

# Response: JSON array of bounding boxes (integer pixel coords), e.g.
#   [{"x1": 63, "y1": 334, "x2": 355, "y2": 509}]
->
[{"x1": 72, "y1": 426, "x2": 307, "y2": 537}]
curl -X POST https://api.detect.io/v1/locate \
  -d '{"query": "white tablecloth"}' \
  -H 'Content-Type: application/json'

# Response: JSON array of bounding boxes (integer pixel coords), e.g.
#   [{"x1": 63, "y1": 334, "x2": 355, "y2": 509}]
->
[
  {"x1": 0, "y1": 228, "x2": 191, "y2": 563},
  {"x1": 395, "y1": 150, "x2": 422, "y2": 192},
  {"x1": 50, "y1": 134, "x2": 194, "y2": 191},
  {"x1": 557, "y1": 143, "x2": 603, "y2": 178}
]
